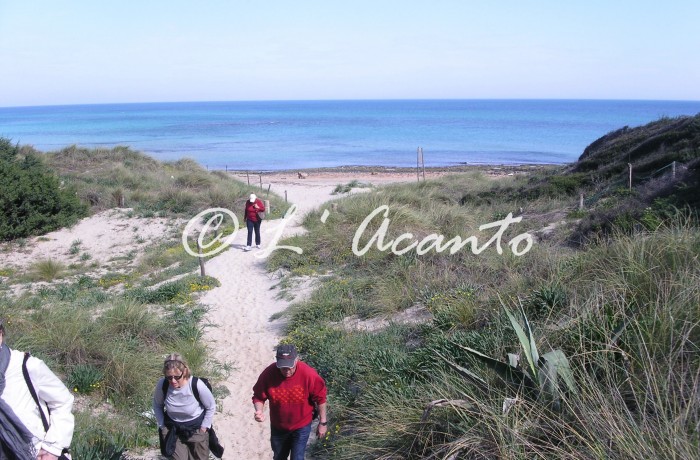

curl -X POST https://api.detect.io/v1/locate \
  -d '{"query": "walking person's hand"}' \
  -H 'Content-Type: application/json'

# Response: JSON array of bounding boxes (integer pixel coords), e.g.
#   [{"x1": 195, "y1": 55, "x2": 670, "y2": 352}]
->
[
  {"x1": 254, "y1": 409, "x2": 265, "y2": 422},
  {"x1": 316, "y1": 422, "x2": 328, "y2": 438},
  {"x1": 37, "y1": 449, "x2": 59, "y2": 460}
]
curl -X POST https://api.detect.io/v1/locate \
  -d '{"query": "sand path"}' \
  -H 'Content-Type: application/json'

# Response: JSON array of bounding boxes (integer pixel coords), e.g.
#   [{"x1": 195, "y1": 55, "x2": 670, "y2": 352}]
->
[{"x1": 197, "y1": 179, "x2": 340, "y2": 459}]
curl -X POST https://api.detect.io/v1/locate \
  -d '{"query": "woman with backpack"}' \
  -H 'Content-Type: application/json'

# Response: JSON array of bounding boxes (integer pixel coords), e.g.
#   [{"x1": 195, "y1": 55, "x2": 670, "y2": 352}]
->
[{"x1": 152, "y1": 354, "x2": 216, "y2": 460}]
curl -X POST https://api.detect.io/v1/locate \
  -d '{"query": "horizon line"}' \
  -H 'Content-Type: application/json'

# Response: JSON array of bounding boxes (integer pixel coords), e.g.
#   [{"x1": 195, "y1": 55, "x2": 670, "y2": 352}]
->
[{"x1": 3, "y1": 97, "x2": 700, "y2": 110}]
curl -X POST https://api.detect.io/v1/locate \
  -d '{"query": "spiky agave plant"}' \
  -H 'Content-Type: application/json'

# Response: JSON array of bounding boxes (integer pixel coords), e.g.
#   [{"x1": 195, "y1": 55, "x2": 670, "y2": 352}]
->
[{"x1": 440, "y1": 298, "x2": 577, "y2": 412}]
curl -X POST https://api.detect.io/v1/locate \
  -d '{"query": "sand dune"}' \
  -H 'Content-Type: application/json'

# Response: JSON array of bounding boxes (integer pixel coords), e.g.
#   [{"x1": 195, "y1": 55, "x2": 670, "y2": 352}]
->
[{"x1": 0, "y1": 169, "x2": 451, "y2": 459}]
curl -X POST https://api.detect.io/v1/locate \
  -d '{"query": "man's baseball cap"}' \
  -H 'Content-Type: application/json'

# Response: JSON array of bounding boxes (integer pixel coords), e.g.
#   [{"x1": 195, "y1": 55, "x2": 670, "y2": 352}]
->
[{"x1": 276, "y1": 344, "x2": 298, "y2": 368}]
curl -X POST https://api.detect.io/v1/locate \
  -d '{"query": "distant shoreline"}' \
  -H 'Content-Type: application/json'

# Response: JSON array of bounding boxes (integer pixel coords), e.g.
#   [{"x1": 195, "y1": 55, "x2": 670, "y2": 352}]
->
[
  {"x1": 222, "y1": 163, "x2": 561, "y2": 186},
  {"x1": 221, "y1": 163, "x2": 561, "y2": 175}
]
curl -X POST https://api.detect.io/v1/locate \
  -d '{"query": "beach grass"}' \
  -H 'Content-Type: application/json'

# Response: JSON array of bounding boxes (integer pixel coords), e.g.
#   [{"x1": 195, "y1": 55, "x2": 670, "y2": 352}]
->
[
  {"x1": 1, "y1": 267, "x2": 224, "y2": 457},
  {"x1": 268, "y1": 168, "x2": 700, "y2": 459},
  {"x1": 43, "y1": 144, "x2": 291, "y2": 219}
]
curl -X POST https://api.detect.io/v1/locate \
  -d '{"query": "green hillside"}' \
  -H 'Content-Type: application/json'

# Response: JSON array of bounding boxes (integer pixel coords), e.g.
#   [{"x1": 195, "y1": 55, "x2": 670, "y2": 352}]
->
[{"x1": 267, "y1": 115, "x2": 700, "y2": 459}]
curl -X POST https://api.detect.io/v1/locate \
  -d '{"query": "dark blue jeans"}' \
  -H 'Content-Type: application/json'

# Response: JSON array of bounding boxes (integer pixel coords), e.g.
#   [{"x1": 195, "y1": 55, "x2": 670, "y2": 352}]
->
[
  {"x1": 246, "y1": 219, "x2": 261, "y2": 246},
  {"x1": 270, "y1": 423, "x2": 312, "y2": 460}
]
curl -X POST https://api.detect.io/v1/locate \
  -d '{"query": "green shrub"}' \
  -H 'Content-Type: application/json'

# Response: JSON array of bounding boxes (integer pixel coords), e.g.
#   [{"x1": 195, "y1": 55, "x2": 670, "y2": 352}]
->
[
  {"x1": 98, "y1": 272, "x2": 131, "y2": 289},
  {"x1": 332, "y1": 180, "x2": 370, "y2": 195},
  {"x1": 68, "y1": 364, "x2": 104, "y2": 394},
  {"x1": 126, "y1": 275, "x2": 219, "y2": 305},
  {"x1": 525, "y1": 283, "x2": 568, "y2": 319},
  {"x1": 69, "y1": 239, "x2": 82, "y2": 255},
  {"x1": 167, "y1": 303, "x2": 210, "y2": 342},
  {"x1": 0, "y1": 138, "x2": 88, "y2": 241},
  {"x1": 71, "y1": 411, "x2": 144, "y2": 460}
]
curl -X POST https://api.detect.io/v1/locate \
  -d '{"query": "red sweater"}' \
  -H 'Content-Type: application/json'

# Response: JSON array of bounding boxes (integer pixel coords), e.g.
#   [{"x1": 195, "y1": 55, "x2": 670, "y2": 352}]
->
[
  {"x1": 252, "y1": 361, "x2": 327, "y2": 431},
  {"x1": 244, "y1": 199, "x2": 265, "y2": 223}
]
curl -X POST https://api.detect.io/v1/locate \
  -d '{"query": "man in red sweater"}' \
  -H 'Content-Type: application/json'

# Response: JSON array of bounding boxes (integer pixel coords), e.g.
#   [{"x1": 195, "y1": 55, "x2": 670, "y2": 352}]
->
[{"x1": 253, "y1": 344, "x2": 328, "y2": 460}]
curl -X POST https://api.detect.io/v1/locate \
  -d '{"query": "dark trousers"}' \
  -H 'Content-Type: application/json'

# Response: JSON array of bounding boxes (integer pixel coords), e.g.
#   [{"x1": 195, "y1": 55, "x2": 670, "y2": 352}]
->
[
  {"x1": 270, "y1": 423, "x2": 312, "y2": 460},
  {"x1": 246, "y1": 219, "x2": 261, "y2": 246},
  {"x1": 163, "y1": 428, "x2": 209, "y2": 460},
  {"x1": 162, "y1": 427, "x2": 209, "y2": 460}
]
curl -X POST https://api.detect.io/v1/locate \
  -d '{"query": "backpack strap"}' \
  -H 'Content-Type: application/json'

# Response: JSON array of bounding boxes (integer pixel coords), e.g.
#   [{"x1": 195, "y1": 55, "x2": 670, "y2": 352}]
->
[
  {"x1": 22, "y1": 352, "x2": 50, "y2": 432},
  {"x1": 191, "y1": 376, "x2": 201, "y2": 406},
  {"x1": 161, "y1": 376, "x2": 203, "y2": 407}
]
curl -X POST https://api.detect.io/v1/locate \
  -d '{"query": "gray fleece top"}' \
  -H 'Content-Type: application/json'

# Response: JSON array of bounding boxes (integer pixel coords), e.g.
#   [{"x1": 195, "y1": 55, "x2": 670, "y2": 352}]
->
[{"x1": 152, "y1": 377, "x2": 215, "y2": 429}]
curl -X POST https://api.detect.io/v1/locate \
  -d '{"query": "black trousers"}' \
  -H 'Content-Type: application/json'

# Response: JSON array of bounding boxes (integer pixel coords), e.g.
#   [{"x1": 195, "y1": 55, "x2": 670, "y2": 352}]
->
[{"x1": 246, "y1": 219, "x2": 262, "y2": 246}]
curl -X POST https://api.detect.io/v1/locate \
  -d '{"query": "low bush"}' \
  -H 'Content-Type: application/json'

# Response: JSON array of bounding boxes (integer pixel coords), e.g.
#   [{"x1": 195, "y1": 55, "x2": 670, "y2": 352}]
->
[
  {"x1": 67, "y1": 364, "x2": 104, "y2": 395},
  {"x1": 0, "y1": 138, "x2": 87, "y2": 241}
]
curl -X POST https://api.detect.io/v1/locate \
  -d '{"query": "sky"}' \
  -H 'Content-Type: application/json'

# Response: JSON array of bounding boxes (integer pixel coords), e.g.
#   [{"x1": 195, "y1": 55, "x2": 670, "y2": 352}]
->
[{"x1": 1, "y1": 1, "x2": 699, "y2": 107}]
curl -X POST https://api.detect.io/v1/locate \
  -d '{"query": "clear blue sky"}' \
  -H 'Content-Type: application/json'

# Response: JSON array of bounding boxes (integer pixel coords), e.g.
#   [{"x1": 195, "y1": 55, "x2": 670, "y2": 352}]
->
[{"x1": 1, "y1": 0, "x2": 699, "y2": 107}]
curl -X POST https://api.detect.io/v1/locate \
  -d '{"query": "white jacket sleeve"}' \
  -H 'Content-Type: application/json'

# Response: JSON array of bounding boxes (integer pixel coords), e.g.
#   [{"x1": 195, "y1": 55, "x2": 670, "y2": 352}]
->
[{"x1": 28, "y1": 356, "x2": 74, "y2": 456}]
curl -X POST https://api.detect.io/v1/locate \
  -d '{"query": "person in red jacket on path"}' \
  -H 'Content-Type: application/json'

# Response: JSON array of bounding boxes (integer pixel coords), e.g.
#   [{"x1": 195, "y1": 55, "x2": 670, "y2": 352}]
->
[
  {"x1": 252, "y1": 344, "x2": 328, "y2": 460},
  {"x1": 244, "y1": 193, "x2": 265, "y2": 251}
]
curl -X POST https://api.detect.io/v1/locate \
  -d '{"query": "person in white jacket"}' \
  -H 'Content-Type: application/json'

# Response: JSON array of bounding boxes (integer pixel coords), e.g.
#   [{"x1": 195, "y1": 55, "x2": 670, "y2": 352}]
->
[{"x1": 0, "y1": 319, "x2": 74, "y2": 460}]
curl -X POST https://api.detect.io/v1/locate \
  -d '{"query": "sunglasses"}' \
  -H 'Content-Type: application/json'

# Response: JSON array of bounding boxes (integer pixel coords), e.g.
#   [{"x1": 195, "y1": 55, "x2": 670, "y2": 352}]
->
[{"x1": 166, "y1": 373, "x2": 184, "y2": 381}]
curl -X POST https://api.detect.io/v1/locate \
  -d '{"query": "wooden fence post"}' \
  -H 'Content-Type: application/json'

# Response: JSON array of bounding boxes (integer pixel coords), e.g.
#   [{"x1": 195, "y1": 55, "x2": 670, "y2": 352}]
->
[
  {"x1": 196, "y1": 241, "x2": 206, "y2": 277},
  {"x1": 628, "y1": 163, "x2": 633, "y2": 190},
  {"x1": 672, "y1": 161, "x2": 676, "y2": 180},
  {"x1": 579, "y1": 193, "x2": 584, "y2": 211},
  {"x1": 417, "y1": 147, "x2": 421, "y2": 182}
]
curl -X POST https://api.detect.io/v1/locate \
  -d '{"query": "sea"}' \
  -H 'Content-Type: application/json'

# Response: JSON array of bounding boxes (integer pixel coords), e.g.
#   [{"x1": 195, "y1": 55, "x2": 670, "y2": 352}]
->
[{"x1": 1, "y1": 99, "x2": 699, "y2": 171}]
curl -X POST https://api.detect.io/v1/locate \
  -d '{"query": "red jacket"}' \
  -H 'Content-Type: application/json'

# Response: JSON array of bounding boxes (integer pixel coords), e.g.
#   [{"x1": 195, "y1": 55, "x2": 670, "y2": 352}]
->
[
  {"x1": 252, "y1": 361, "x2": 327, "y2": 431},
  {"x1": 244, "y1": 198, "x2": 265, "y2": 223}
]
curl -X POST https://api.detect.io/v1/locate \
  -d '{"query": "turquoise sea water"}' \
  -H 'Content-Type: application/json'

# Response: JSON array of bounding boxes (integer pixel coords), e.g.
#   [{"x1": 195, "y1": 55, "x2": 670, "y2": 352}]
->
[{"x1": 1, "y1": 100, "x2": 699, "y2": 170}]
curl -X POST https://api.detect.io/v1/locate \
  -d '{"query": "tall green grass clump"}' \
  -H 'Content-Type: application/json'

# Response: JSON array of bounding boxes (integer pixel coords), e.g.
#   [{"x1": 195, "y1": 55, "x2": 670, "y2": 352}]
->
[{"x1": 29, "y1": 258, "x2": 66, "y2": 282}]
